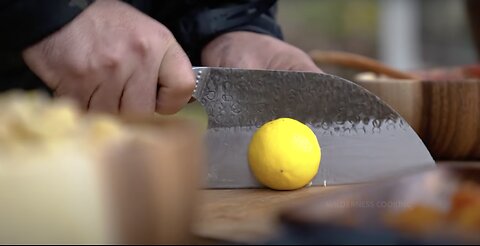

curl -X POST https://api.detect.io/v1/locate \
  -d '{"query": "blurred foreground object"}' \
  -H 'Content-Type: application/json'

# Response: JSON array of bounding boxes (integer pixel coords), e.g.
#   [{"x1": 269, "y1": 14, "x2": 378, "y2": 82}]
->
[
  {"x1": 0, "y1": 92, "x2": 204, "y2": 244},
  {"x1": 385, "y1": 182, "x2": 480, "y2": 237},
  {"x1": 279, "y1": 165, "x2": 480, "y2": 244},
  {"x1": 311, "y1": 50, "x2": 480, "y2": 160}
]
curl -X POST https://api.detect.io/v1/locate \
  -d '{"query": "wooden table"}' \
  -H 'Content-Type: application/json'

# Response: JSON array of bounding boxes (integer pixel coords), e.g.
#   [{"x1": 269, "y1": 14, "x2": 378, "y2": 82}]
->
[{"x1": 193, "y1": 161, "x2": 473, "y2": 244}]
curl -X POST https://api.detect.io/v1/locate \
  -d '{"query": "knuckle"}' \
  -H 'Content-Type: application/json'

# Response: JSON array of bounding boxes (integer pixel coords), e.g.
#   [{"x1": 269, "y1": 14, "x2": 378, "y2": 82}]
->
[
  {"x1": 130, "y1": 36, "x2": 150, "y2": 56},
  {"x1": 100, "y1": 52, "x2": 122, "y2": 69},
  {"x1": 155, "y1": 24, "x2": 174, "y2": 44}
]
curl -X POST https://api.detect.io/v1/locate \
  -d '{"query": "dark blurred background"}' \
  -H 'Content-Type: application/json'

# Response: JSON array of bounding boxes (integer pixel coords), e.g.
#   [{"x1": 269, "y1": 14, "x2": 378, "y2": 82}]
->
[{"x1": 277, "y1": 0, "x2": 476, "y2": 72}]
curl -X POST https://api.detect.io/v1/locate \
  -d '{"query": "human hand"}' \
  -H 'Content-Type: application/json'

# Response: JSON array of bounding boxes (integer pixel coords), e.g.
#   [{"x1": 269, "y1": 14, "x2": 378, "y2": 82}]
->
[
  {"x1": 22, "y1": 0, "x2": 194, "y2": 115},
  {"x1": 201, "y1": 31, "x2": 321, "y2": 73}
]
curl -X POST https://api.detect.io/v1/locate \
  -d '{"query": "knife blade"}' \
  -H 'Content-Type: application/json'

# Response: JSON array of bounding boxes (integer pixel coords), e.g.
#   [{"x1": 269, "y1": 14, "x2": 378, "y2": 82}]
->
[{"x1": 192, "y1": 67, "x2": 435, "y2": 188}]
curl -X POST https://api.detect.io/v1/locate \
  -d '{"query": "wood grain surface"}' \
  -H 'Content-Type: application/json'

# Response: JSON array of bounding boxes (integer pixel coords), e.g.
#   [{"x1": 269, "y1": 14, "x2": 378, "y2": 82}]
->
[
  {"x1": 193, "y1": 186, "x2": 346, "y2": 243},
  {"x1": 193, "y1": 162, "x2": 478, "y2": 244}
]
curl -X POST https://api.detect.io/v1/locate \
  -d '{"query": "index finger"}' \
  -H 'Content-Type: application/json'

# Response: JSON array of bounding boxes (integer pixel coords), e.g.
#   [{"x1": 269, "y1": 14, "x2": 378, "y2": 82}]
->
[{"x1": 156, "y1": 41, "x2": 195, "y2": 115}]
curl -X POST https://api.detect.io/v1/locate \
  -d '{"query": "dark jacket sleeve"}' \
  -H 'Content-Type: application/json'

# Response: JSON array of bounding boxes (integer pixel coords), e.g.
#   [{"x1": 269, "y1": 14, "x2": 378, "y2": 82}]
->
[
  {"x1": 0, "y1": 0, "x2": 93, "y2": 51},
  {"x1": 163, "y1": 0, "x2": 283, "y2": 65},
  {"x1": 0, "y1": 0, "x2": 93, "y2": 92}
]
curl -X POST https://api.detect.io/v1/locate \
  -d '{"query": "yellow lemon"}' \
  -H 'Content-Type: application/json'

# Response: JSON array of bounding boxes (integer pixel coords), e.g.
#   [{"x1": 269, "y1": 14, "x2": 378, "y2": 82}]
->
[{"x1": 248, "y1": 118, "x2": 321, "y2": 190}]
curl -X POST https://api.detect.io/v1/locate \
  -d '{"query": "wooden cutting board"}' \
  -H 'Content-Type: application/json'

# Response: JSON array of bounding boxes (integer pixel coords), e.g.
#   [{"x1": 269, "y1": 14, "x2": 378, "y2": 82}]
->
[
  {"x1": 193, "y1": 186, "x2": 347, "y2": 243},
  {"x1": 193, "y1": 162, "x2": 477, "y2": 244}
]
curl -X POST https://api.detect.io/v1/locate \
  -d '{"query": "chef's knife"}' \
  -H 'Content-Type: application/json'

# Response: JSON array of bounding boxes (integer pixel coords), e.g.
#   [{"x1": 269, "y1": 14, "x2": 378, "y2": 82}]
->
[{"x1": 192, "y1": 67, "x2": 435, "y2": 188}]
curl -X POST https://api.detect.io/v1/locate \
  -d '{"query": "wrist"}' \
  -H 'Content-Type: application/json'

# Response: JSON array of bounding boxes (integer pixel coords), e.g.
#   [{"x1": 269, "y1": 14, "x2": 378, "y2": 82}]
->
[{"x1": 201, "y1": 31, "x2": 273, "y2": 66}]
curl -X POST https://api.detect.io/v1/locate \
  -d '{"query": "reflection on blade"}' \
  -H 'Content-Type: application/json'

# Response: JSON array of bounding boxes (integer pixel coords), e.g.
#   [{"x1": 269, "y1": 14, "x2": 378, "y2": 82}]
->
[
  {"x1": 206, "y1": 120, "x2": 433, "y2": 188},
  {"x1": 192, "y1": 67, "x2": 435, "y2": 188}
]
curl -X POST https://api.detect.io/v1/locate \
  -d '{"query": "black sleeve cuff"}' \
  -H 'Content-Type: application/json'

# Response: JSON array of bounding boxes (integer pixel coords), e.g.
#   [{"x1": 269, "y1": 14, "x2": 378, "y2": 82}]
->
[
  {"x1": 225, "y1": 12, "x2": 283, "y2": 40},
  {"x1": 0, "y1": 0, "x2": 93, "y2": 51},
  {"x1": 173, "y1": 0, "x2": 283, "y2": 65}
]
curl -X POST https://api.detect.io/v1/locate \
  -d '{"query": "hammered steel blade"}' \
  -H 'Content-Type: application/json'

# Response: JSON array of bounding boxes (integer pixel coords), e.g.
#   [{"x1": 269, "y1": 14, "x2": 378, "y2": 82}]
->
[{"x1": 192, "y1": 67, "x2": 435, "y2": 189}]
